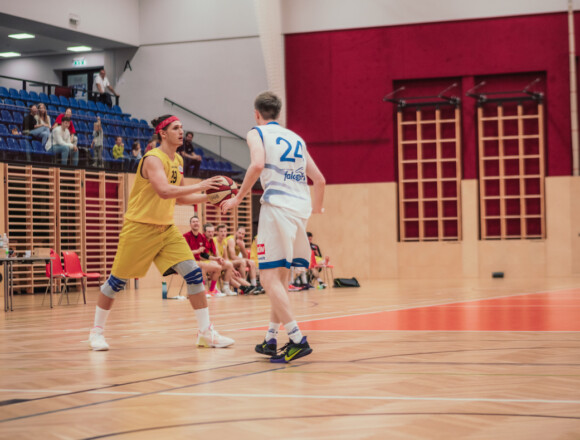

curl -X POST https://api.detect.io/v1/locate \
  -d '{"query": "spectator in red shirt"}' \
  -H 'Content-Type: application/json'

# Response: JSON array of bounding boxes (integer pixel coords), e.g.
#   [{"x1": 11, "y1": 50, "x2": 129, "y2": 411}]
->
[
  {"x1": 183, "y1": 215, "x2": 225, "y2": 297},
  {"x1": 53, "y1": 107, "x2": 76, "y2": 134}
]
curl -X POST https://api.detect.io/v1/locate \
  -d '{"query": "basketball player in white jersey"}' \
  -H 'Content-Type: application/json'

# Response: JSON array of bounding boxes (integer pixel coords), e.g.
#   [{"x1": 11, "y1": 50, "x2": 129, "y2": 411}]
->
[{"x1": 222, "y1": 91, "x2": 325, "y2": 363}]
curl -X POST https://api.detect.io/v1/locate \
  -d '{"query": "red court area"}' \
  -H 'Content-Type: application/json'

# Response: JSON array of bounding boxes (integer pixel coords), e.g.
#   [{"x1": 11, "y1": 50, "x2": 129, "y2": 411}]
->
[{"x1": 246, "y1": 289, "x2": 580, "y2": 332}]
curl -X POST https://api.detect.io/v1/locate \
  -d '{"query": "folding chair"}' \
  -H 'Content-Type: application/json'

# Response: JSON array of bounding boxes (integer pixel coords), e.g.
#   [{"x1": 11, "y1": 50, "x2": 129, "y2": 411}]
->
[
  {"x1": 62, "y1": 251, "x2": 101, "y2": 304},
  {"x1": 310, "y1": 250, "x2": 335, "y2": 287},
  {"x1": 42, "y1": 249, "x2": 69, "y2": 306}
]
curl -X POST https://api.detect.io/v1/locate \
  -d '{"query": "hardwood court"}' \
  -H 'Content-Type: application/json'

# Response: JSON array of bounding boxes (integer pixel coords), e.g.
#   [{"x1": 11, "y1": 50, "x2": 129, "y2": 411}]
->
[{"x1": 1, "y1": 277, "x2": 579, "y2": 439}]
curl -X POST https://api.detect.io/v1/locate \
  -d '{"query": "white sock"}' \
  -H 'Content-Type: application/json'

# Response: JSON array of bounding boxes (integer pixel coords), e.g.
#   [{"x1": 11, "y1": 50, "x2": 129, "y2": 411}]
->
[
  {"x1": 93, "y1": 306, "x2": 110, "y2": 331},
  {"x1": 250, "y1": 278, "x2": 257, "y2": 286},
  {"x1": 223, "y1": 281, "x2": 230, "y2": 289},
  {"x1": 265, "y1": 322, "x2": 280, "y2": 341},
  {"x1": 284, "y1": 320, "x2": 303, "y2": 344},
  {"x1": 194, "y1": 307, "x2": 211, "y2": 332},
  {"x1": 301, "y1": 273, "x2": 308, "y2": 284}
]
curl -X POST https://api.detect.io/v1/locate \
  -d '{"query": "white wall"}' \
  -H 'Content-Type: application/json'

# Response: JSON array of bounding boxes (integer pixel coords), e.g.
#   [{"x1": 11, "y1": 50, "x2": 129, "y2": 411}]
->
[
  {"x1": 138, "y1": 0, "x2": 258, "y2": 44},
  {"x1": 113, "y1": 37, "x2": 267, "y2": 167},
  {"x1": 0, "y1": 0, "x2": 139, "y2": 46},
  {"x1": 281, "y1": 0, "x2": 578, "y2": 34},
  {"x1": 0, "y1": 52, "x2": 105, "y2": 88}
]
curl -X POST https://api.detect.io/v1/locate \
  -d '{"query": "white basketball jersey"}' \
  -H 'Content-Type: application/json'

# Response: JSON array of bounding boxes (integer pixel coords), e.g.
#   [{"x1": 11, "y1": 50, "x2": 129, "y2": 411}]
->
[{"x1": 254, "y1": 122, "x2": 312, "y2": 219}]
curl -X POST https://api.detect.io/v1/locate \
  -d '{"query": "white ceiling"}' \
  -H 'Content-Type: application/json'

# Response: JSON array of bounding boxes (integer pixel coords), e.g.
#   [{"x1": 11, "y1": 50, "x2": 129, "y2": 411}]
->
[{"x1": 0, "y1": 13, "x2": 135, "y2": 57}]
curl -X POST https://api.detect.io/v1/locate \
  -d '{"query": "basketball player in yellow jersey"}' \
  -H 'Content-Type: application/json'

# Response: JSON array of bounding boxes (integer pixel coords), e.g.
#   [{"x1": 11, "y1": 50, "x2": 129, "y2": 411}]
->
[{"x1": 89, "y1": 114, "x2": 235, "y2": 351}]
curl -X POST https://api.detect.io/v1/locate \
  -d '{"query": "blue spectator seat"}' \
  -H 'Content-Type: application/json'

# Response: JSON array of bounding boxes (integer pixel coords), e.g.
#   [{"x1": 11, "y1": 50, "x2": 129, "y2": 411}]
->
[
  {"x1": 194, "y1": 147, "x2": 204, "y2": 157},
  {"x1": 139, "y1": 119, "x2": 149, "y2": 128},
  {"x1": 49, "y1": 95, "x2": 60, "y2": 106},
  {"x1": 12, "y1": 112, "x2": 23, "y2": 126},
  {"x1": 14, "y1": 100, "x2": 26, "y2": 109},
  {"x1": 0, "y1": 87, "x2": 9, "y2": 99},
  {"x1": 38, "y1": 93, "x2": 50, "y2": 104},
  {"x1": 77, "y1": 99, "x2": 88, "y2": 110},
  {"x1": 9, "y1": 125, "x2": 23, "y2": 138},
  {"x1": 3, "y1": 99, "x2": 15, "y2": 109},
  {"x1": 0, "y1": 124, "x2": 11, "y2": 138},
  {"x1": 9, "y1": 88, "x2": 20, "y2": 100},
  {"x1": 6, "y1": 137, "x2": 21, "y2": 152},
  {"x1": 28, "y1": 91, "x2": 39, "y2": 103},
  {"x1": 111, "y1": 105, "x2": 122, "y2": 114},
  {"x1": 76, "y1": 120, "x2": 87, "y2": 133},
  {"x1": 86, "y1": 100, "x2": 98, "y2": 112},
  {"x1": 47, "y1": 106, "x2": 59, "y2": 117},
  {"x1": 59, "y1": 96, "x2": 69, "y2": 107},
  {"x1": 0, "y1": 137, "x2": 8, "y2": 153},
  {"x1": 57, "y1": 106, "x2": 67, "y2": 114},
  {"x1": 1, "y1": 110, "x2": 14, "y2": 124},
  {"x1": 95, "y1": 101, "x2": 110, "y2": 114},
  {"x1": 77, "y1": 133, "x2": 88, "y2": 147},
  {"x1": 68, "y1": 97, "x2": 80, "y2": 109},
  {"x1": 19, "y1": 90, "x2": 30, "y2": 102}
]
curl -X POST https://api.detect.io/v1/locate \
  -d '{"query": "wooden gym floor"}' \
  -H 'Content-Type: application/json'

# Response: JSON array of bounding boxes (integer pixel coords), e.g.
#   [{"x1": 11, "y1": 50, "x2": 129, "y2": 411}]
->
[{"x1": 1, "y1": 277, "x2": 579, "y2": 439}]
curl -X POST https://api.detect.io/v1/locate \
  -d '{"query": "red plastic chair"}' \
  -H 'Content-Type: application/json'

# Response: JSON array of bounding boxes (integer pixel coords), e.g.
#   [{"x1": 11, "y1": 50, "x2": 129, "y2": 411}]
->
[
  {"x1": 310, "y1": 250, "x2": 334, "y2": 287},
  {"x1": 42, "y1": 249, "x2": 69, "y2": 305},
  {"x1": 62, "y1": 251, "x2": 101, "y2": 304}
]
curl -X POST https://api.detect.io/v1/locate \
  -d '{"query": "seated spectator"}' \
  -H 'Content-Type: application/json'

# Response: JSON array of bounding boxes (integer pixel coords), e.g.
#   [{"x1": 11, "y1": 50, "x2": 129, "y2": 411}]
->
[
  {"x1": 112, "y1": 136, "x2": 125, "y2": 160},
  {"x1": 45, "y1": 117, "x2": 78, "y2": 166},
  {"x1": 226, "y1": 226, "x2": 260, "y2": 294},
  {"x1": 93, "y1": 68, "x2": 119, "y2": 107},
  {"x1": 145, "y1": 135, "x2": 158, "y2": 153},
  {"x1": 90, "y1": 117, "x2": 104, "y2": 167},
  {"x1": 183, "y1": 215, "x2": 225, "y2": 297},
  {"x1": 214, "y1": 224, "x2": 252, "y2": 293},
  {"x1": 35, "y1": 103, "x2": 51, "y2": 133},
  {"x1": 23, "y1": 104, "x2": 50, "y2": 146},
  {"x1": 52, "y1": 108, "x2": 76, "y2": 135},
  {"x1": 308, "y1": 232, "x2": 328, "y2": 288},
  {"x1": 177, "y1": 131, "x2": 202, "y2": 177},
  {"x1": 130, "y1": 140, "x2": 142, "y2": 171},
  {"x1": 203, "y1": 222, "x2": 238, "y2": 296}
]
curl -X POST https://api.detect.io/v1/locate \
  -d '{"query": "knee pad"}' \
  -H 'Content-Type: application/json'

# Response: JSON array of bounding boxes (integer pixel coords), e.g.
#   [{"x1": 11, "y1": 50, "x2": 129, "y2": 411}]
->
[
  {"x1": 172, "y1": 260, "x2": 205, "y2": 296},
  {"x1": 101, "y1": 274, "x2": 128, "y2": 299}
]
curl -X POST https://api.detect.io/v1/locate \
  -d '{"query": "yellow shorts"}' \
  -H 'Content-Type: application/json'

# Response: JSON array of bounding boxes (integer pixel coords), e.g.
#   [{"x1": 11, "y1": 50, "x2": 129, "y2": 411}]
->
[{"x1": 111, "y1": 220, "x2": 194, "y2": 279}]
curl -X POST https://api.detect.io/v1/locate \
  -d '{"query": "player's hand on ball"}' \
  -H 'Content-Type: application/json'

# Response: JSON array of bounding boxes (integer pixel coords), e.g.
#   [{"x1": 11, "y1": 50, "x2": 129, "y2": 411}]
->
[{"x1": 197, "y1": 176, "x2": 223, "y2": 192}]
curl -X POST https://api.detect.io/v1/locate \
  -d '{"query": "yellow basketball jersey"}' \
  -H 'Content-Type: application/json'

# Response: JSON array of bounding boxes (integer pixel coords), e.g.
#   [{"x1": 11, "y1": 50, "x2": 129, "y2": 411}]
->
[
  {"x1": 124, "y1": 148, "x2": 184, "y2": 225},
  {"x1": 213, "y1": 236, "x2": 228, "y2": 258},
  {"x1": 226, "y1": 235, "x2": 242, "y2": 258}
]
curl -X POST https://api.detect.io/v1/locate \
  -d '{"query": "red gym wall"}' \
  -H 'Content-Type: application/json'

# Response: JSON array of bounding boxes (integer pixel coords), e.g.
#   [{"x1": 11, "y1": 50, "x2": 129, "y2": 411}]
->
[{"x1": 285, "y1": 12, "x2": 574, "y2": 185}]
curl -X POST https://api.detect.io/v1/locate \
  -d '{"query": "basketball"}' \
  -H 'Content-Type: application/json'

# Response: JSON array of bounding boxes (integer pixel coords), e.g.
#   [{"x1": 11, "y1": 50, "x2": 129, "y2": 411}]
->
[{"x1": 206, "y1": 175, "x2": 238, "y2": 205}]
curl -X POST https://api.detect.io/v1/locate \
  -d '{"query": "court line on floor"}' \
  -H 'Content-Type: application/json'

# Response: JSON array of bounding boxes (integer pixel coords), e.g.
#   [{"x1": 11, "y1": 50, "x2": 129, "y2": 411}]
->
[
  {"x1": 82, "y1": 411, "x2": 580, "y2": 439},
  {"x1": 235, "y1": 286, "x2": 580, "y2": 331},
  {"x1": 0, "y1": 361, "x2": 306, "y2": 424}
]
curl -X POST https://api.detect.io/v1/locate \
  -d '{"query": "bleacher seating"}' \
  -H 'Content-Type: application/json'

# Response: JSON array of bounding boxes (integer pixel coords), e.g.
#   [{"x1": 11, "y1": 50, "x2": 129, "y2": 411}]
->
[{"x1": 0, "y1": 85, "x2": 240, "y2": 177}]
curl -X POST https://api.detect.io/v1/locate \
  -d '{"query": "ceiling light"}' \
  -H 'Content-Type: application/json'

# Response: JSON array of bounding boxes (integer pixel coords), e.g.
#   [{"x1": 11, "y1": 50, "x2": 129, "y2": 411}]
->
[
  {"x1": 8, "y1": 33, "x2": 35, "y2": 39},
  {"x1": 67, "y1": 46, "x2": 92, "y2": 52},
  {"x1": 0, "y1": 52, "x2": 21, "y2": 58}
]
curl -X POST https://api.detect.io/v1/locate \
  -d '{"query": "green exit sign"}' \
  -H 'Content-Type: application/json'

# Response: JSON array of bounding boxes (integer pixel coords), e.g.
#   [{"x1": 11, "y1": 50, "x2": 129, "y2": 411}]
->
[{"x1": 73, "y1": 58, "x2": 86, "y2": 66}]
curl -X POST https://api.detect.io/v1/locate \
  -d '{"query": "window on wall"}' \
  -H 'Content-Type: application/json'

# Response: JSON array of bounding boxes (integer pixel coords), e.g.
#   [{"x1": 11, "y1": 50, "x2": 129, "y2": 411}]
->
[{"x1": 396, "y1": 104, "x2": 462, "y2": 241}]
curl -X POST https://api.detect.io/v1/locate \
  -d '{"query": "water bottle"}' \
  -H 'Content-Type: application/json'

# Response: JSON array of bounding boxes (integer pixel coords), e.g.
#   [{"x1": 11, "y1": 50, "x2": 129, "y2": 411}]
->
[
  {"x1": 3, "y1": 233, "x2": 8, "y2": 258},
  {"x1": 161, "y1": 281, "x2": 167, "y2": 299}
]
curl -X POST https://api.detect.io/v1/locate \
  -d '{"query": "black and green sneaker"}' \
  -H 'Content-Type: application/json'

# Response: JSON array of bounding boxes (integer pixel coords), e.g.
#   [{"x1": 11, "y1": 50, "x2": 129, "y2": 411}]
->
[
  {"x1": 270, "y1": 337, "x2": 312, "y2": 363},
  {"x1": 255, "y1": 338, "x2": 277, "y2": 356}
]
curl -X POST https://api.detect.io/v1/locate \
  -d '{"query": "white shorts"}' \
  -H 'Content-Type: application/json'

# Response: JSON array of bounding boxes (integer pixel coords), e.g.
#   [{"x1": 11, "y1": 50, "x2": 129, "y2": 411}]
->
[{"x1": 257, "y1": 204, "x2": 311, "y2": 270}]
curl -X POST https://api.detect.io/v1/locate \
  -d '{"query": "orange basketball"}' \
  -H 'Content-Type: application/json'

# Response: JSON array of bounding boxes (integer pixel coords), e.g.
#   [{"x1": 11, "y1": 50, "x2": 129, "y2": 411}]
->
[{"x1": 206, "y1": 175, "x2": 238, "y2": 206}]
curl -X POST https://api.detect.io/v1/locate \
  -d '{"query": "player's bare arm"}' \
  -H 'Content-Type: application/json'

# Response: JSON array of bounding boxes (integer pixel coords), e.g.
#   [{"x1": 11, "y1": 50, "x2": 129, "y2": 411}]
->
[
  {"x1": 305, "y1": 150, "x2": 326, "y2": 214},
  {"x1": 142, "y1": 156, "x2": 221, "y2": 200},
  {"x1": 221, "y1": 129, "x2": 265, "y2": 213}
]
